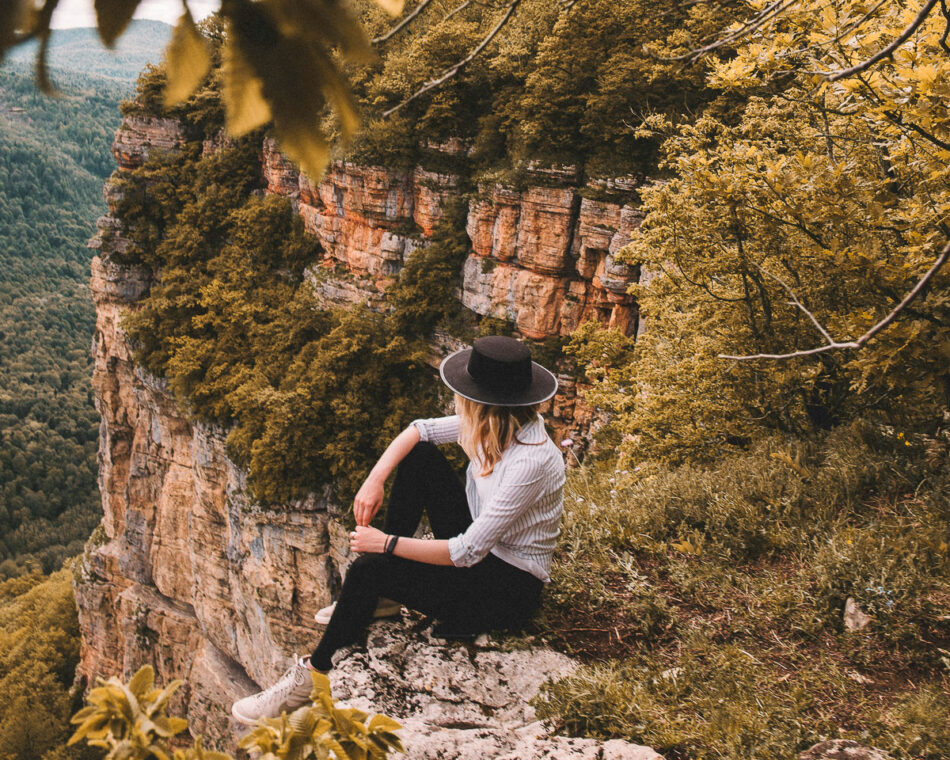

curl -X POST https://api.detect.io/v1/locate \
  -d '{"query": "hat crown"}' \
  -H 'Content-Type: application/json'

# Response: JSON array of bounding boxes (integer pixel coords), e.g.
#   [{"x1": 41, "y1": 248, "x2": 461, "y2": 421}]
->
[{"x1": 467, "y1": 336, "x2": 532, "y2": 396}]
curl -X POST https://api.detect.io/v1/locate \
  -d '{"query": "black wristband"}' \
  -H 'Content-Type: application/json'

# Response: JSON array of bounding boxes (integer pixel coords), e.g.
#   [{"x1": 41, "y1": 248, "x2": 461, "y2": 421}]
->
[{"x1": 385, "y1": 535, "x2": 399, "y2": 554}]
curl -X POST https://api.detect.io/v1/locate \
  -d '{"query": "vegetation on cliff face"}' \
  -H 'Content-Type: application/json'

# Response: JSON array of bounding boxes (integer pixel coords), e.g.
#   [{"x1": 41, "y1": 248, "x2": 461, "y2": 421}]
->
[
  {"x1": 568, "y1": 1, "x2": 950, "y2": 467},
  {"x1": 347, "y1": 0, "x2": 745, "y2": 182},
  {"x1": 113, "y1": 113, "x2": 468, "y2": 504},
  {"x1": 533, "y1": 3, "x2": 950, "y2": 757}
]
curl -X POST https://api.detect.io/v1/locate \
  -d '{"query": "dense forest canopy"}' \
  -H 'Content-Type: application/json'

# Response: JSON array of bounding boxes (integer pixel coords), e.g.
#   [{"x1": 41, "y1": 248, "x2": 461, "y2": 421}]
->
[{"x1": 0, "y1": 62, "x2": 134, "y2": 578}]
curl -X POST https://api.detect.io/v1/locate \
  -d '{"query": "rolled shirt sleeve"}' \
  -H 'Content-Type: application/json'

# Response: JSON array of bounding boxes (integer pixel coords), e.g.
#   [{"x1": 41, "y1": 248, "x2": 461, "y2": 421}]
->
[
  {"x1": 410, "y1": 415, "x2": 460, "y2": 445},
  {"x1": 448, "y1": 457, "x2": 548, "y2": 567}
]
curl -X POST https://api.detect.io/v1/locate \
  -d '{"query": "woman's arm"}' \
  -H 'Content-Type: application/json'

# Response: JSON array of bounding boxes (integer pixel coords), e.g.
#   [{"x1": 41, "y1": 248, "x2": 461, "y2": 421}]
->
[
  {"x1": 350, "y1": 527, "x2": 453, "y2": 566},
  {"x1": 353, "y1": 424, "x2": 421, "y2": 527}
]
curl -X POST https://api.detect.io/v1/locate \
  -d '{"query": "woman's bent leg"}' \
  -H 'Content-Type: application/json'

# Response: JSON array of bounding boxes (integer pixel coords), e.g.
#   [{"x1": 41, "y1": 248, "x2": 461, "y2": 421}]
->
[
  {"x1": 311, "y1": 552, "x2": 477, "y2": 670},
  {"x1": 311, "y1": 552, "x2": 544, "y2": 669},
  {"x1": 384, "y1": 441, "x2": 471, "y2": 539}
]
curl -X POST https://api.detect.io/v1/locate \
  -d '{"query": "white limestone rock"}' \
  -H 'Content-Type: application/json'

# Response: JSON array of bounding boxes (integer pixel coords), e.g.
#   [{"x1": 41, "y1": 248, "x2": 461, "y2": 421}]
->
[{"x1": 328, "y1": 616, "x2": 663, "y2": 760}]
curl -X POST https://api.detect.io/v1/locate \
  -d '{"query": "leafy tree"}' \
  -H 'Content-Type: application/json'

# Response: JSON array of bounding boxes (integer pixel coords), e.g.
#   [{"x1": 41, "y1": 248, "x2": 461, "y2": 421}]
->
[
  {"x1": 0, "y1": 569, "x2": 98, "y2": 760},
  {"x1": 573, "y1": 0, "x2": 950, "y2": 465}
]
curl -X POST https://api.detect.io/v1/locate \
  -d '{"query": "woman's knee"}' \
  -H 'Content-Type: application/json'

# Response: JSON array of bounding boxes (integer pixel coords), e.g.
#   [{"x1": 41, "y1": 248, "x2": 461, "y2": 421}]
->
[
  {"x1": 343, "y1": 553, "x2": 390, "y2": 587},
  {"x1": 399, "y1": 440, "x2": 442, "y2": 472}
]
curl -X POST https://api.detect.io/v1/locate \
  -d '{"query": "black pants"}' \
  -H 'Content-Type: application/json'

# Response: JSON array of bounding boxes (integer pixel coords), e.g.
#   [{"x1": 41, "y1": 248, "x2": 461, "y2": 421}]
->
[{"x1": 311, "y1": 441, "x2": 543, "y2": 671}]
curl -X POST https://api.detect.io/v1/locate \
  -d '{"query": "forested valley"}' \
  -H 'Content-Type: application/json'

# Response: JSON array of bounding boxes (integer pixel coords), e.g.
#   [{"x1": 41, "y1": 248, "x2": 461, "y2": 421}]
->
[{"x1": 0, "y1": 26, "x2": 168, "y2": 760}]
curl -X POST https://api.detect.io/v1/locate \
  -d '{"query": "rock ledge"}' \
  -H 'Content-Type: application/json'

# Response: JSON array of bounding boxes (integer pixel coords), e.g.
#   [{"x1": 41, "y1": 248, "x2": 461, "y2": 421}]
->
[{"x1": 300, "y1": 615, "x2": 663, "y2": 760}]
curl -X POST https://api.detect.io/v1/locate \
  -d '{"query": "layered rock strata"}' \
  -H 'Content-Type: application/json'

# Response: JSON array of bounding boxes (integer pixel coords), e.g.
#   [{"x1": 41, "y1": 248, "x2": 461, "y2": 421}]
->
[
  {"x1": 112, "y1": 115, "x2": 184, "y2": 170},
  {"x1": 260, "y1": 140, "x2": 644, "y2": 341}
]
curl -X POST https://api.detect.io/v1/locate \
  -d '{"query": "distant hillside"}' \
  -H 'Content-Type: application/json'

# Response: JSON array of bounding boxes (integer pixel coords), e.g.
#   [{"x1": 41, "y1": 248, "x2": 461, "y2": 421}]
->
[
  {"x1": 0, "y1": 63, "x2": 126, "y2": 578},
  {"x1": 6, "y1": 19, "x2": 171, "y2": 83}
]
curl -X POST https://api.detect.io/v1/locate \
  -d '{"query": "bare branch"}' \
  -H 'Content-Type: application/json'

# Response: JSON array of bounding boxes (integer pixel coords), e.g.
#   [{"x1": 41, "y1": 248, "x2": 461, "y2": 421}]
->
[
  {"x1": 824, "y1": 0, "x2": 940, "y2": 81},
  {"x1": 373, "y1": 0, "x2": 436, "y2": 45},
  {"x1": 757, "y1": 264, "x2": 835, "y2": 344},
  {"x1": 719, "y1": 239, "x2": 950, "y2": 360},
  {"x1": 656, "y1": 0, "x2": 797, "y2": 63},
  {"x1": 443, "y1": 0, "x2": 476, "y2": 23},
  {"x1": 383, "y1": 0, "x2": 521, "y2": 118}
]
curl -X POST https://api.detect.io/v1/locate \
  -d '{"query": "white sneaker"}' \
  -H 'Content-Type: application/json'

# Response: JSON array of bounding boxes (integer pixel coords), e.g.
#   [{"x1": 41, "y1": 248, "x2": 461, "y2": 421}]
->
[
  {"x1": 314, "y1": 598, "x2": 402, "y2": 625},
  {"x1": 230, "y1": 654, "x2": 314, "y2": 726}
]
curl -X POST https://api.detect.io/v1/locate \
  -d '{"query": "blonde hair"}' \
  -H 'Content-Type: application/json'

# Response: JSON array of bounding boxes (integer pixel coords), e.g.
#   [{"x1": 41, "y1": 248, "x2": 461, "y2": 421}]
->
[{"x1": 455, "y1": 394, "x2": 542, "y2": 476}]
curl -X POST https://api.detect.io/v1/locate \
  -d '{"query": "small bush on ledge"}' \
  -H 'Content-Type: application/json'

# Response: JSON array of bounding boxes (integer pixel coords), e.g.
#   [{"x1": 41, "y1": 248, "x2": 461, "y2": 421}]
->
[{"x1": 69, "y1": 665, "x2": 404, "y2": 760}]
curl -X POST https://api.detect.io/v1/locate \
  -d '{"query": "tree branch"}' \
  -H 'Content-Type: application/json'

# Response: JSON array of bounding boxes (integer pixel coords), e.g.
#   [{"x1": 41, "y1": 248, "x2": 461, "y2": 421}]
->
[
  {"x1": 373, "y1": 0, "x2": 436, "y2": 45},
  {"x1": 382, "y1": 0, "x2": 521, "y2": 117},
  {"x1": 443, "y1": 0, "x2": 477, "y2": 23},
  {"x1": 657, "y1": 0, "x2": 797, "y2": 63},
  {"x1": 824, "y1": 0, "x2": 940, "y2": 81},
  {"x1": 719, "y1": 239, "x2": 950, "y2": 360}
]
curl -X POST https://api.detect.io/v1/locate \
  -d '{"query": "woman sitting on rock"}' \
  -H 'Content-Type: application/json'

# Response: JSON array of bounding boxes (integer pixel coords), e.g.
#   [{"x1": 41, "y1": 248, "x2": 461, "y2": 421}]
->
[{"x1": 231, "y1": 336, "x2": 566, "y2": 725}]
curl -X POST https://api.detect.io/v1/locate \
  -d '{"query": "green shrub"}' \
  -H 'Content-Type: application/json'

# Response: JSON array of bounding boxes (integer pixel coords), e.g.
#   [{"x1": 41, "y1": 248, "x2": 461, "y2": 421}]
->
[
  {"x1": 69, "y1": 664, "x2": 403, "y2": 760},
  {"x1": 537, "y1": 422, "x2": 950, "y2": 759}
]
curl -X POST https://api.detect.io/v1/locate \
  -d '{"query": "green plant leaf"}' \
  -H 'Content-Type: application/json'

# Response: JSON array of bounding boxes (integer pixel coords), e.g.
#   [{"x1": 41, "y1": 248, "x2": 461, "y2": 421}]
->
[
  {"x1": 128, "y1": 664, "x2": 155, "y2": 698},
  {"x1": 164, "y1": 9, "x2": 212, "y2": 107},
  {"x1": 93, "y1": 0, "x2": 141, "y2": 46},
  {"x1": 221, "y1": 39, "x2": 272, "y2": 135},
  {"x1": 367, "y1": 715, "x2": 401, "y2": 733}
]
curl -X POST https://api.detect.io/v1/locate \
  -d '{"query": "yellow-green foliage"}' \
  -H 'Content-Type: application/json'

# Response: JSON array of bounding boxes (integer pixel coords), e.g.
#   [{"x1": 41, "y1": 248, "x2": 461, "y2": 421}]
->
[
  {"x1": 572, "y1": 0, "x2": 950, "y2": 466},
  {"x1": 68, "y1": 666, "x2": 189, "y2": 759},
  {"x1": 239, "y1": 670, "x2": 403, "y2": 760},
  {"x1": 0, "y1": 569, "x2": 95, "y2": 760},
  {"x1": 536, "y1": 422, "x2": 950, "y2": 759},
  {"x1": 68, "y1": 665, "x2": 403, "y2": 760}
]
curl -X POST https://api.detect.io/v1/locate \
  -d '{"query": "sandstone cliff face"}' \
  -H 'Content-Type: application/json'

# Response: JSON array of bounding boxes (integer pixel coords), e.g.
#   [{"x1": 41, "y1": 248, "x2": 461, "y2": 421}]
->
[
  {"x1": 463, "y1": 189, "x2": 641, "y2": 339},
  {"x1": 261, "y1": 141, "x2": 643, "y2": 342},
  {"x1": 260, "y1": 140, "x2": 644, "y2": 441},
  {"x1": 75, "y1": 118, "x2": 655, "y2": 756},
  {"x1": 112, "y1": 116, "x2": 184, "y2": 170},
  {"x1": 80, "y1": 240, "x2": 351, "y2": 747}
]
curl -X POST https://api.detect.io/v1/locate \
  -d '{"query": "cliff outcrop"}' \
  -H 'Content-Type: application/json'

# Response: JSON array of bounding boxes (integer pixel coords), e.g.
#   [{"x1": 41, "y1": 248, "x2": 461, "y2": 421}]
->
[
  {"x1": 75, "y1": 117, "x2": 657, "y2": 757},
  {"x1": 258, "y1": 139, "x2": 645, "y2": 441},
  {"x1": 260, "y1": 140, "x2": 643, "y2": 342}
]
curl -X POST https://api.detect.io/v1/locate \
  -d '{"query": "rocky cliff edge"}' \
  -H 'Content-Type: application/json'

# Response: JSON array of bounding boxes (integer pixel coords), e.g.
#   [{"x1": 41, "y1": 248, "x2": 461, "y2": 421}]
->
[{"x1": 76, "y1": 115, "x2": 660, "y2": 758}]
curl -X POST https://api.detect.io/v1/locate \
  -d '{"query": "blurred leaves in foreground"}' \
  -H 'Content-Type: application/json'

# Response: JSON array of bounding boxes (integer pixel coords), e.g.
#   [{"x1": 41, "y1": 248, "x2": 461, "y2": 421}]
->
[
  {"x1": 0, "y1": 0, "x2": 406, "y2": 180},
  {"x1": 69, "y1": 664, "x2": 404, "y2": 760}
]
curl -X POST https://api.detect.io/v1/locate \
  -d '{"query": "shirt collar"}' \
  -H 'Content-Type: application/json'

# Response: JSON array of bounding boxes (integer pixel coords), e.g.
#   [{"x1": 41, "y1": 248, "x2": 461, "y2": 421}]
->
[{"x1": 514, "y1": 414, "x2": 547, "y2": 445}]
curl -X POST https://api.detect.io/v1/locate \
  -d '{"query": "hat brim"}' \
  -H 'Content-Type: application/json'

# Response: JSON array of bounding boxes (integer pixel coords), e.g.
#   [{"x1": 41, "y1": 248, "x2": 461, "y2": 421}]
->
[{"x1": 439, "y1": 348, "x2": 558, "y2": 407}]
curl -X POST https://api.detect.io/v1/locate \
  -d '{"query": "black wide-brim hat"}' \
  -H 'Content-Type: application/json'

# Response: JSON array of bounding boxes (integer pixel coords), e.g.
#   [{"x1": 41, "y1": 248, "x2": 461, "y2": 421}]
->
[{"x1": 439, "y1": 335, "x2": 558, "y2": 407}]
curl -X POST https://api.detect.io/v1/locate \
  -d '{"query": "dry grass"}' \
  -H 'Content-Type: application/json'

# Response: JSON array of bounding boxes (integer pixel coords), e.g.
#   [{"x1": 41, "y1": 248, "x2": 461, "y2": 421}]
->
[{"x1": 531, "y1": 420, "x2": 950, "y2": 759}]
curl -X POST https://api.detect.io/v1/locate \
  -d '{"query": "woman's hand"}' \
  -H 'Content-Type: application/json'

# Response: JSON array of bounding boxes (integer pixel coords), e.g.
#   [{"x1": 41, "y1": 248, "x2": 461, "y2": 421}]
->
[
  {"x1": 353, "y1": 476, "x2": 384, "y2": 527},
  {"x1": 350, "y1": 525, "x2": 388, "y2": 554}
]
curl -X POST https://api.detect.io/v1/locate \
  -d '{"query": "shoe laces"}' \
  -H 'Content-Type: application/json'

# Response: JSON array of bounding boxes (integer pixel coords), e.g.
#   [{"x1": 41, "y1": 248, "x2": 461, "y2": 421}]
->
[{"x1": 254, "y1": 653, "x2": 309, "y2": 705}]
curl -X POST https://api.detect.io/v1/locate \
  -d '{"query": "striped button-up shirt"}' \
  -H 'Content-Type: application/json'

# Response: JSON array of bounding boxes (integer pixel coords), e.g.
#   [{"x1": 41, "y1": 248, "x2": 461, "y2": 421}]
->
[{"x1": 410, "y1": 414, "x2": 565, "y2": 582}]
